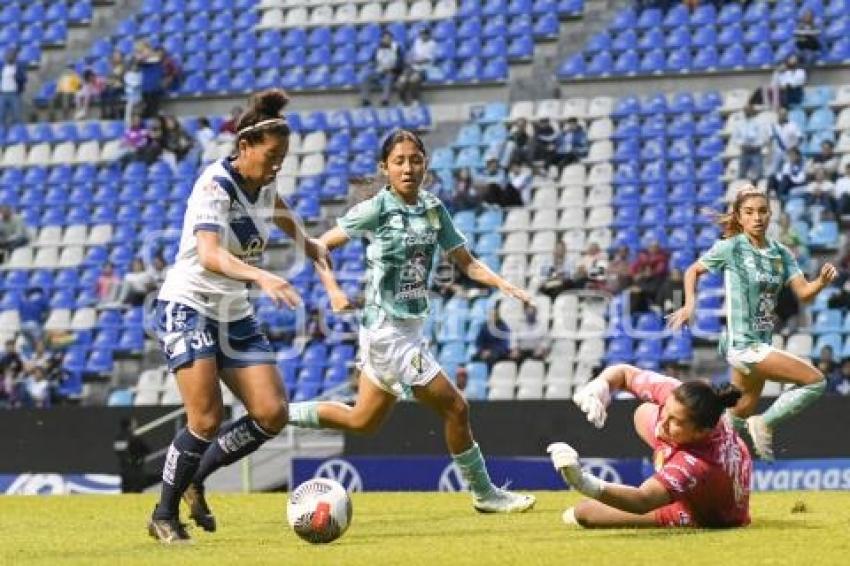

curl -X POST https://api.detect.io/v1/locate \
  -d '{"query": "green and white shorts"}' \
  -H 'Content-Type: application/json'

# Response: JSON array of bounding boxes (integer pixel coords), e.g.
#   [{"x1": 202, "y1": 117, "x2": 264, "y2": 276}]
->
[
  {"x1": 725, "y1": 343, "x2": 775, "y2": 375},
  {"x1": 357, "y1": 315, "x2": 441, "y2": 396}
]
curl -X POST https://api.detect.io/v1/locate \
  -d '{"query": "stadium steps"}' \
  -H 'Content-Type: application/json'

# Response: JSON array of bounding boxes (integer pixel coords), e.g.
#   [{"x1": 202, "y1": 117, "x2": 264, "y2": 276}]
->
[
  {"x1": 26, "y1": 0, "x2": 140, "y2": 121},
  {"x1": 510, "y1": 0, "x2": 628, "y2": 102}
]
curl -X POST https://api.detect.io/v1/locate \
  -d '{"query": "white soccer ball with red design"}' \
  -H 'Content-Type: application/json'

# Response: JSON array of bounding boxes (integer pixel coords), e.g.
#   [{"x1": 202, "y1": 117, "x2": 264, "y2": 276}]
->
[{"x1": 286, "y1": 478, "x2": 352, "y2": 544}]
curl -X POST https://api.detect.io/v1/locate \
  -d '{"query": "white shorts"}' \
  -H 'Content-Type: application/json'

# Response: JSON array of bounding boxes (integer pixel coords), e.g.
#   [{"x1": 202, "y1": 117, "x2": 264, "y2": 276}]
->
[
  {"x1": 726, "y1": 343, "x2": 775, "y2": 375},
  {"x1": 357, "y1": 316, "x2": 441, "y2": 397}
]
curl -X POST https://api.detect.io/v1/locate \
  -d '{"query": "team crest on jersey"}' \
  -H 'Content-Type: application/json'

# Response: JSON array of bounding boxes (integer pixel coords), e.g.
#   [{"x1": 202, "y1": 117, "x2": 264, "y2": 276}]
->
[
  {"x1": 388, "y1": 214, "x2": 404, "y2": 230},
  {"x1": 426, "y1": 208, "x2": 440, "y2": 230}
]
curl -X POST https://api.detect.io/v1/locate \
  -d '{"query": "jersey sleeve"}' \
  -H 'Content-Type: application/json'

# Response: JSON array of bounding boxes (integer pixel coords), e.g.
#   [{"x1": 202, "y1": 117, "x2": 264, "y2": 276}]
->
[
  {"x1": 697, "y1": 238, "x2": 733, "y2": 274},
  {"x1": 653, "y1": 451, "x2": 712, "y2": 502},
  {"x1": 435, "y1": 204, "x2": 467, "y2": 252},
  {"x1": 627, "y1": 370, "x2": 681, "y2": 405},
  {"x1": 337, "y1": 197, "x2": 379, "y2": 238},
  {"x1": 778, "y1": 243, "x2": 803, "y2": 283},
  {"x1": 188, "y1": 179, "x2": 230, "y2": 234}
]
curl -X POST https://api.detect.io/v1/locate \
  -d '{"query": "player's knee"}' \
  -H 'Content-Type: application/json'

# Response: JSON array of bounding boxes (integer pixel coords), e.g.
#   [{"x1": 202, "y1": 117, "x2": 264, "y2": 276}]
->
[
  {"x1": 447, "y1": 395, "x2": 470, "y2": 425},
  {"x1": 350, "y1": 412, "x2": 383, "y2": 436},
  {"x1": 188, "y1": 411, "x2": 223, "y2": 440},
  {"x1": 573, "y1": 500, "x2": 595, "y2": 528},
  {"x1": 250, "y1": 401, "x2": 288, "y2": 435}
]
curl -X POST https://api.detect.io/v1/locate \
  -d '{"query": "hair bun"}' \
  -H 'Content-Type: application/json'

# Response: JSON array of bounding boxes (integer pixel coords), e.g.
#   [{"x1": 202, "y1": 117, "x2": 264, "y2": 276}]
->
[
  {"x1": 713, "y1": 382, "x2": 743, "y2": 409},
  {"x1": 250, "y1": 89, "x2": 290, "y2": 118}
]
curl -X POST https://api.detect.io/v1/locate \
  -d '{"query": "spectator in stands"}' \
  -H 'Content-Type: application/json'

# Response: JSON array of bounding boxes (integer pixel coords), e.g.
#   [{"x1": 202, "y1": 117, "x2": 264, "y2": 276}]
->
[
  {"x1": 360, "y1": 31, "x2": 403, "y2": 107},
  {"x1": 555, "y1": 117, "x2": 588, "y2": 170},
  {"x1": 576, "y1": 242, "x2": 608, "y2": 290},
  {"x1": 805, "y1": 177, "x2": 840, "y2": 219},
  {"x1": 19, "y1": 287, "x2": 48, "y2": 347},
  {"x1": 794, "y1": 8, "x2": 822, "y2": 65},
  {"x1": 777, "y1": 55, "x2": 806, "y2": 108},
  {"x1": 451, "y1": 167, "x2": 484, "y2": 211},
  {"x1": 835, "y1": 162, "x2": 850, "y2": 216},
  {"x1": 508, "y1": 163, "x2": 533, "y2": 205},
  {"x1": 629, "y1": 239, "x2": 669, "y2": 301},
  {"x1": 768, "y1": 108, "x2": 802, "y2": 176},
  {"x1": 807, "y1": 167, "x2": 835, "y2": 198},
  {"x1": 140, "y1": 118, "x2": 169, "y2": 165},
  {"x1": 0, "y1": 48, "x2": 26, "y2": 129},
  {"x1": 157, "y1": 46, "x2": 182, "y2": 92},
  {"x1": 398, "y1": 28, "x2": 437, "y2": 106},
  {"x1": 506, "y1": 118, "x2": 533, "y2": 166},
  {"x1": 74, "y1": 69, "x2": 105, "y2": 120},
  {"x1": 111, "y1": 257, "x2": 163, "y2": 307},
  {"x1": 533, "y1": 117, "x2": 559, "y2": 174},
  {"x1": 161, "y1": 115, "x2": 194, "y2": 162},
  {"x1": 734, "y1": 104, "x2": 768, "y2": 180},
  {"x1": 54, "y1": 64, "x2": 82, "y2": 120},
  {"x1": 23, "y1": 340, "x2": 51, "y2": 375},
  {"x1": 827, "y1": 279, "x2": 850, "y2": 310},
  {"x1": 0, "y1": 204, "x2": 29, "y2": 259},
  {"x1": 605, "y1": 245, "x2": 632, "y2": 295},
  {"x1": 473, "y1": 308, "x2": 511, "y2": 369},
  {"x1": 815, "y1": 345, "x2": 840, "y2": 380},
  {"x1": 219, "y1": 105, "x2": 242, "y2": 136},
  {"x1": 136, "y1": 41, "x2": 165, "y2": 118},
  {"x1": 770, "y1": 147, "x2": 807, "y2": 198},
  {"x1": 0, "y1": 339, "x2": 22, "y2": 404},
  {"x1": 510, "y1": 304, "x2": 550, "y2": 363},
  {"x1": 101, "y1": 49, "x2": 126, "y2": 120},
  {"x1": 195, "y1": 116, "x2": 216, "y2": 156},
  {"x1": 97, "y1": 262, "x2": 121, "y2": 301},
  {"x1": 119, "y1": 114, "x2": 150, "y2": 164},
  {"x1": 808, "y1": 140, "x2": 839, "y2": 181},
  {"x1": 655, "y1": 267, "x2": 684, "y2": 314},
  {"x1": 540, "y1": 240, "x2": 571, "y2": 299},
  {"x1": 827, "y1": 359, "x2": 850, "y2": 395},
  {"x1": 21, "y1": 366, "x2": 50, "y2": 408},
  {"x1": 123, "y1": 58, "x2": 142, "y2": 125},
  {"x1": 474, "y1": 156, "x2": 521, "y2": 207}
]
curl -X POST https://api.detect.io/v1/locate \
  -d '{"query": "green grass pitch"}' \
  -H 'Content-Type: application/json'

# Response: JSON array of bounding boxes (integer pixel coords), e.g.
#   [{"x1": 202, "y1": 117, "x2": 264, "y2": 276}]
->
[{"x1": 2, "y1": 491, "x2": 849, "y2": 565}]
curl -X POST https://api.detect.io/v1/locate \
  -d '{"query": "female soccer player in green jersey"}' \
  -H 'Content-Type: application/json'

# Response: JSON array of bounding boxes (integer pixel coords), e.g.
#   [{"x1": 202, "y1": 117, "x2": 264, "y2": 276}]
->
[
  {"x1": 290, "y1": 129, "x2": 536, "y2": 513},
  {"x1": 668, "y1": 186, "x2": 837, "y2": 460}
]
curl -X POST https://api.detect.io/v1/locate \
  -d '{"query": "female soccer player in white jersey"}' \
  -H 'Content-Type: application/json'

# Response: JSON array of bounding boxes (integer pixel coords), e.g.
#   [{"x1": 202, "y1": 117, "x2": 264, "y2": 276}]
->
[
  {"x1": 148, "y1": 89, "x2": 327, "y2": 543},
  {"x1": 668, "y1": 186, "x2": 837, "y2": 460},
  {"x1": 288, "y1": 130, "x2": 536, "y2": 513}
]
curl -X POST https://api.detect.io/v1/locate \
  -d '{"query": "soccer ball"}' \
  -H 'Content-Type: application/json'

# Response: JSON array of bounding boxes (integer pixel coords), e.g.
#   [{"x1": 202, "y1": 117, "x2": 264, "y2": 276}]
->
[{"x1": 286, "y1": 478, "x2": 352, "y2": 544}]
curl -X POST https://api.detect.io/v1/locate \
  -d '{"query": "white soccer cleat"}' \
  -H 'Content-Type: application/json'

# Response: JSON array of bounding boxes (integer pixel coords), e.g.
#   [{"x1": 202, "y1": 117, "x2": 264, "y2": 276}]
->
[
  {"x1": 473, "y1": 487, "x2": 536, "y2": 514},
  {"x1": 747, "y1": 415, "x2": 775, "y2": 461}
]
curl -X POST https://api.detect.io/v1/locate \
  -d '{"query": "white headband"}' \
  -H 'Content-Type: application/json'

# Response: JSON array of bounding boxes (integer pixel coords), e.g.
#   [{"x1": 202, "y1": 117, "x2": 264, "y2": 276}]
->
[{"x1": 237, "y1": 117, "x2": 288, "y2": 136}]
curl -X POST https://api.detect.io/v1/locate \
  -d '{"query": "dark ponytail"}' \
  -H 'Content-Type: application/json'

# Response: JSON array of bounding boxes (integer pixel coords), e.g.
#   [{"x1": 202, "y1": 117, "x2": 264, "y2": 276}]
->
[
  {"x1": 235, "y1": 88, "x2": 291, "y2": 145},
  {"x1": 673, "y1": 381, "x2": 743, "y2": 430}
]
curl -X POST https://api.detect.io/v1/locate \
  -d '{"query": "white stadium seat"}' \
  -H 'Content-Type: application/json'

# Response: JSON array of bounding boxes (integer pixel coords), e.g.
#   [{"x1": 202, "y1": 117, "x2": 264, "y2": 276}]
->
[
  {"x1": 75, "y1": 140, "x2": 101, "y2": 163},
  {"x1": 87, "y1": 224, "x2": 113, "y2": 245},
  {"x1": 360, "y1": 3, "x2": 383, "y2": 21},
  {"x1": 35, "y1": 226, "x2": 62, "y2": 247},
  {"x1": 62, "y1": 225, "x2": 89, "y2": 246},
  {"x1": 587, "y1": 96, "x2": 614, "y2": 118},
  {"x1": 58, "y1": 246, "x2": 84, "y2": 268},
  {"x1": 535, "y1": 99, "x2": 562, "y2": 120},
  {"x1": 51, "y1": 141, "x2": 77, "y2": 164},
  {"x1": 70, "y1": 308, "x2": 97, "y2": 331},
  {"x1": 4, "y1": 247, "x2": 33, "y2": 269},
  {"x1": 284, "y1": 7, "x2": 308, "y2": 26},
  {"x1": 559, "y1": 163, "x2": 587, "y2": 186},
  {"x1": 501, "y1": 231, "x2": 529, "y2": 254},
  {"x1": 1, "y1": 143, "x2": 27, "y2": 167},
  {"x1": 28, "y1": 143, "x2": 52, "y2": 165},
  {"x1": 0, "y1": 310, "x2": 21, "y2": 332},
  {"x1": 532, "y1": 209, "x2": 558, "y2": 231},
  {"x1": 409, "y1": 0, "x2": 433, "y2": 19},
  {"x1": 259, "y1": 8, "x2": 284, "y2": 28},
  {"x1": 587, "y1": 118, "x2": 613, "y2": 140},
  {"x1": 562, "y1": 97, "x2": 588, "y2": 120},
  {"x1": 509, "y1": 101, "x2": 534, "y2": 122},
  {"x1": 32, "y1": 247, "x2": 59, "y2": 269},
  {"x1": 44, "y1": 308, "x2": 72, "y2": 331},
  {"x1": 489, "y1": 361, "x2": 517, "y2": 385},
  {"x1": 384, "y1": 0, "x2": 408, "y2": 20}
]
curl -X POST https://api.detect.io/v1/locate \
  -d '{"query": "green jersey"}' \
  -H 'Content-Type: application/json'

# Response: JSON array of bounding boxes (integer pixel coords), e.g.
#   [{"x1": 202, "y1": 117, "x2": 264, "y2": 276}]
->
[
  {"x1": 698, "y1": 234, "x2": 802, "y2": 352},
  {"x1": 337, "y1": 187, "x2": 466, "y2": 327}
]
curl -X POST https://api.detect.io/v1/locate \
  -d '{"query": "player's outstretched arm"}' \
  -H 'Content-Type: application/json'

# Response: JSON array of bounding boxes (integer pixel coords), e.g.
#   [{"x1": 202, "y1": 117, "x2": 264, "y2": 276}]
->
[
  {"x1": 666, "y1": 261, "x2": 707, "y2": 330},
  {"x1": 788, "y1": 262, "x2": 838, "y2": 303},
  {"x1": 448, "y1": 246, "x2": 532, "y2": 305},
  {"x1": 314, "y1": 226, "x2": 354, "y2": 313},
  {"x1": 196, "y1": 230, "x2": 301, "y2": 308},
  {"x1": 548, "y1": 442, "x2": 671, "y2": 515}
]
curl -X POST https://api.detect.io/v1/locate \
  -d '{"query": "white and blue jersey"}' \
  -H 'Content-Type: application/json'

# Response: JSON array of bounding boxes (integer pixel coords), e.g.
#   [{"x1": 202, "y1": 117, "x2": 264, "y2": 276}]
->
[
  {"x1": 155, "y1": 157, "x2": 277, "y2": 371},
  {"x1": 158, "y1": 157, "x2": 276, "y2": 322}
]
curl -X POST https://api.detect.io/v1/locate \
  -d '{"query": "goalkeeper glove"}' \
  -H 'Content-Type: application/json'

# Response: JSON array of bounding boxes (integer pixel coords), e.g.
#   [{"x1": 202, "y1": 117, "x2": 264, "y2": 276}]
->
[
  {"x1": 547, "y1": 442, "x2": 606, "y2": 498},
  {"x1": 572, "y1": 377, "x2": 611, "y2": 429}
]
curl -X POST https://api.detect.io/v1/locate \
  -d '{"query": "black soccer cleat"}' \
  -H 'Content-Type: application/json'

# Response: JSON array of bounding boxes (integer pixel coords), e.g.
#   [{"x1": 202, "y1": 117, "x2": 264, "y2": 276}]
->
[
  {"x1": 183, "y1": 483, "x2": 217, "y2": 533},
  {"x1": 148, "y1": 517, "x2": 192, "y2": 544}
]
